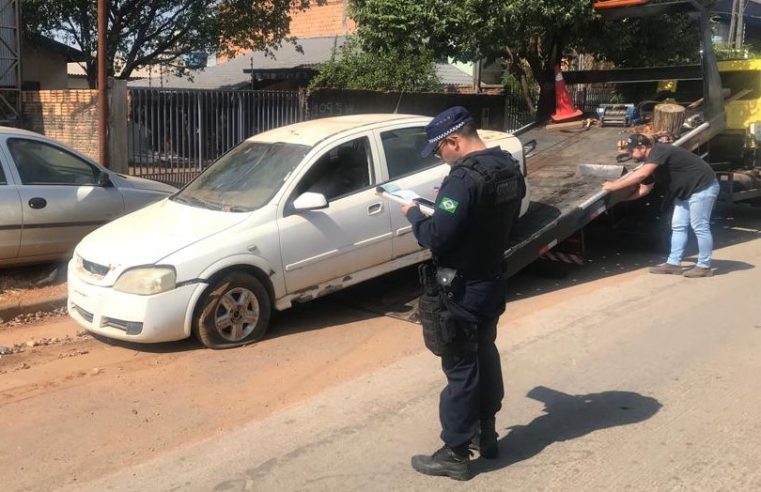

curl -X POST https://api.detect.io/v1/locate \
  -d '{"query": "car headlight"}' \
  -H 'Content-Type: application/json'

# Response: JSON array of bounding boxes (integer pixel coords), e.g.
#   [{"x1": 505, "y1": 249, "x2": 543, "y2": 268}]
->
[{"x1": 113, "y1": 267, "x2": 176, "y2": 295}]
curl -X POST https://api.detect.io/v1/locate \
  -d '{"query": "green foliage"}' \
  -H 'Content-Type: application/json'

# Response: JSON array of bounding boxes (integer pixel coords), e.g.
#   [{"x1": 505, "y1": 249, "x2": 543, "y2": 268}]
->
[
  {"x1": 349, "y1": 0, "x2": 712, "y2": 117},
  {"x1": 22, "y1": 0, "x2": 324, "y2": 87},
  {"x1": 501, "y1": 73, "x2": 524, "y2": 94},
  {"x1": 309, "y1": 37, "x2": 440, "y2": 92}
]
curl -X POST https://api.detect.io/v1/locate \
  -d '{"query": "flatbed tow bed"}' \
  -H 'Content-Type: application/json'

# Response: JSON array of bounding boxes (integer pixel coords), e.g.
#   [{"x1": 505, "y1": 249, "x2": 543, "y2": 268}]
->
[
  {"x1": 504, "y1": 118, "x2": 719, "y2": 279},
  {"x1": 503, "y1": 126, "x2": 631, "y2": 278}
]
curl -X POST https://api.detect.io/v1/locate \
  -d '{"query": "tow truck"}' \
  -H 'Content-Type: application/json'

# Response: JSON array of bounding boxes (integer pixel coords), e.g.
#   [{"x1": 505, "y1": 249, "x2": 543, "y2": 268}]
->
[{"x1": 501, "y1": 0, "x2": 733, "y2": 277}]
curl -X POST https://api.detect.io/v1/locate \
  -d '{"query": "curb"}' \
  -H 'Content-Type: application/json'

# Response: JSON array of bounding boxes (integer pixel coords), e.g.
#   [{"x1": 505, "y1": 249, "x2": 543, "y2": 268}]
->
[{"x1": 0, "y1": 293, "x2": 68, "y2": 322}]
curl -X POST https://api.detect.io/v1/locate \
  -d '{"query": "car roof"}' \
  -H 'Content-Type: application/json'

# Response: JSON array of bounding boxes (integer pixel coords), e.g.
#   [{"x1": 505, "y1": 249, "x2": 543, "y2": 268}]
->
[
  {"x1": 249, "y1": 114, "x2": 431, "y2": 146},
  {"x1": 0, "y1": 126, "x2": 52, "y2": 138}
]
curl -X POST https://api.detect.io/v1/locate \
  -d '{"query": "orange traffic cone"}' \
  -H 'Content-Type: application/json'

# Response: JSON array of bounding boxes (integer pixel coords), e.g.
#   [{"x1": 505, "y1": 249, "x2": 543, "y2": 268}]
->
[{"x1": 551, "y1": 66, "x2": 583, "y2": 123}]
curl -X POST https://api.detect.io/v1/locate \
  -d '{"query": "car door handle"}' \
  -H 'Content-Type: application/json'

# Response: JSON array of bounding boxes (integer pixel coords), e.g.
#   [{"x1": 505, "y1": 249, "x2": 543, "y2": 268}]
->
[
  {"x1": 28, "y1": 197, "x2": 47, "y2": 209},
  {"x1": 368, "y1": 202, "x2": 383, "y2": 215}
]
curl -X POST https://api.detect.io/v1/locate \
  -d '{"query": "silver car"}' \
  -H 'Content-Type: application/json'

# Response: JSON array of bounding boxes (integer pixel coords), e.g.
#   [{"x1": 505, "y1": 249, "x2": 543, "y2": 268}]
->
[{"x1": 0, "y1": 127, "x2": 176, "y2": 267}]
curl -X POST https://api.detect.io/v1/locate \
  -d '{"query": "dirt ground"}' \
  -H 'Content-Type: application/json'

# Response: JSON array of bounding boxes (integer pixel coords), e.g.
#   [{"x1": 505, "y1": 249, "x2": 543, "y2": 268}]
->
[
  {"x1": 0, "y1": 262, "x2": 68, "y2": 318},
  {"x1": 0, "y1": 250, "x2": 658, "y2": 492}
]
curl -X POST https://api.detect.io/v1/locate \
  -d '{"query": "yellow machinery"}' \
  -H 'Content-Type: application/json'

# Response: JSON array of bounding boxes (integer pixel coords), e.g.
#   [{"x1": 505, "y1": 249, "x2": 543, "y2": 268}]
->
[
  {"x1": 717, "y1": 58, "x2": 761, "y2": 133},
  {"x1": 714, "y1": 58, "x2": 761, "y2": 200}
]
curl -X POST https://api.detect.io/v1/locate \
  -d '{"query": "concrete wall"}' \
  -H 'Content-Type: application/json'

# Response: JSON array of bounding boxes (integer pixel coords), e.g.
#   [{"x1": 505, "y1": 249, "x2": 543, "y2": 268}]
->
[
  {"x1": 307, "y1": 89, "x2": 507, "y2": 130},
  {"x1": 22, "y1": 47, "x2": 69, "y2": 89},
  {"x1": 21, "y1": 82, "x2": 129, "y2": 173}
]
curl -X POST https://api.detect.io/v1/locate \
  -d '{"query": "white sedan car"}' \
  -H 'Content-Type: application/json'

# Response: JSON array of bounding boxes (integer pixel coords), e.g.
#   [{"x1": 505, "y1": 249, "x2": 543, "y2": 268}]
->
[
  {"x1": 0, "y1": 127, "x2": 176, "y2": 267},
  {"x1": 67, "y1": 114, "x2": 530, "y2": 348}
]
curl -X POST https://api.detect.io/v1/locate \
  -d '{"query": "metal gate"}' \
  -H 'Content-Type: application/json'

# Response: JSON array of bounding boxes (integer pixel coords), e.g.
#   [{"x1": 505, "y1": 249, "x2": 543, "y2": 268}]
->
[{"x1": 128, "y1": 88, "x2": 306, "y2": 186}]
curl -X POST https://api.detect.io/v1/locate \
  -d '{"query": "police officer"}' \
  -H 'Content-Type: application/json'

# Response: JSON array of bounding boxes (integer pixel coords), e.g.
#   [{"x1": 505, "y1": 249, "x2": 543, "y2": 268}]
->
[{"x1": 402, "y1": 106, "x2": 524, "y2": 481}]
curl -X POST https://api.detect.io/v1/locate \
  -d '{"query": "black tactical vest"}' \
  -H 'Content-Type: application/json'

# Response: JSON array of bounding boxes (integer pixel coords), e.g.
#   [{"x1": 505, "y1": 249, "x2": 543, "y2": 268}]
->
[{"x1": 456, "y1": 153, "x2": 525, "y2": 278}]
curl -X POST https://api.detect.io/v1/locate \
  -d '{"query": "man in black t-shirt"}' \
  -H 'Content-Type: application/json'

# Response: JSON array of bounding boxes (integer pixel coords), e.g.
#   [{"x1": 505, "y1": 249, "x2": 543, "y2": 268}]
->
[{"x1": 602, "y1": 133, "x2": 720, "y2": 277}]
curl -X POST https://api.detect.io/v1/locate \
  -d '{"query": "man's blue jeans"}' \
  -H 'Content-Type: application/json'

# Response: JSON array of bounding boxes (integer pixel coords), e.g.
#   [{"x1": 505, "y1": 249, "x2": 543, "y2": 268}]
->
[{"x1": 667, "y1": 180, "x2": 720, "y2": 268}]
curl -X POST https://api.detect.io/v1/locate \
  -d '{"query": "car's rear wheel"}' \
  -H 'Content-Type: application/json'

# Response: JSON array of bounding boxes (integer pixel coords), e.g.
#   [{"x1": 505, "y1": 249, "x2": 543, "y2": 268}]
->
[{"x1": 194, "y1": 272, "x2": 271, "y2": 349}]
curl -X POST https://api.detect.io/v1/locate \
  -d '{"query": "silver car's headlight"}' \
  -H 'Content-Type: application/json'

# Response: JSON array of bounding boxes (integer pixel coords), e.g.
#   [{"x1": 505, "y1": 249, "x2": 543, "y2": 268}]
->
[{"x1": 113, "y1": 267, "x2": 176, "y2": 295}]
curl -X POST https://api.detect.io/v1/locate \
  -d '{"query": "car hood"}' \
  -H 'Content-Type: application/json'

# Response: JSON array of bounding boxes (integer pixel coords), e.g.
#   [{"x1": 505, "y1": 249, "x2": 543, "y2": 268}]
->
[
  {"x1": 76, "y1": 198, "x2": 250, "y2": 268},
  {"x1": 111, "y1": 173, "x2": 178, "y2": 194}
]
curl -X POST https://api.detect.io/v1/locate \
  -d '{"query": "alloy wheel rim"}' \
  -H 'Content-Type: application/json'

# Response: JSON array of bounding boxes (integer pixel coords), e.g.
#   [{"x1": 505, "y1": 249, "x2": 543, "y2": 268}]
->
[{"x1": 214, "y1": 287, "x2": 260, "y2": 341}]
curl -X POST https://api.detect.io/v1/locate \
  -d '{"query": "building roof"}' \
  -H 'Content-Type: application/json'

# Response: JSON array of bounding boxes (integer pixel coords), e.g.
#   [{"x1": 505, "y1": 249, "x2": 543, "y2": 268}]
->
[
  {"x1": 436, "y1": 63, "x2": 473, "y2": 86},
  {"x1": 129, "y1": 36, "x2": 347, "y2": 89},
  {"x1": 68, "y1": 62, "x2": 155, "y2": 79},
  {"x1": 129, "y1": 35, "x2": 477, "y2": 90},
  {"x1": 25, "y1": 34, "x2": 86, "y2": 62}
]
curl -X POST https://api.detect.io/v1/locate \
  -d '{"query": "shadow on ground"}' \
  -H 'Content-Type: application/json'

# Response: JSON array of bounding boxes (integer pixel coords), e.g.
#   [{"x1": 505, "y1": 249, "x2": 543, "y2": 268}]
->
[{"x1": 473, "y1": 386, "x2": 662, "y2": 475}]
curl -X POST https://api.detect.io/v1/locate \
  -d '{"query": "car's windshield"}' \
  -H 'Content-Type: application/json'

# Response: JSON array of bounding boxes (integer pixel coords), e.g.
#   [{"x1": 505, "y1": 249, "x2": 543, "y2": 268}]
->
[{"x1": 173, "y1": 141, "x2": 310, "y2": 212}]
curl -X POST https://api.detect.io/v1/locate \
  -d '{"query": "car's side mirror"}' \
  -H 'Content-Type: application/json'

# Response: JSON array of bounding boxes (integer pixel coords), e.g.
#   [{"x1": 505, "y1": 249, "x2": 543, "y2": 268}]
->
[
  {"x1": 97, "y1": 171, "x2": 113, "y2": 187},
  {"x1": 292, "y1": 192, "x2": 328, "y2": 211}
]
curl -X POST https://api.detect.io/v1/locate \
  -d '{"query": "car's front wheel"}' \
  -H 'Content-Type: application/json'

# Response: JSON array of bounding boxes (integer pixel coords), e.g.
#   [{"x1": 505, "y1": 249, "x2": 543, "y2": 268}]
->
[{"x1": 194, "y1": 272, "x2": 271, "y2": 349}]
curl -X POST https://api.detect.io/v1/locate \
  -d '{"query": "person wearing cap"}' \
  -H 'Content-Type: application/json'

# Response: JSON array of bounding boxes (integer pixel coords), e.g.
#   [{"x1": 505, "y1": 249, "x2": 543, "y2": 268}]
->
[
  {"x1": 602, "y1": 133, "x2": 720, "y2": 277},
  {"x1": 401, "y1": 106, "x2": 524, "y2": 480}
]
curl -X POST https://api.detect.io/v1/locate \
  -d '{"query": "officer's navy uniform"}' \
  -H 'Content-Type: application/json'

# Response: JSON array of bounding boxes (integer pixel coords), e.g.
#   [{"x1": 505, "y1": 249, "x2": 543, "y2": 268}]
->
[{"x1": 406, "y1": 146, "x2": 522, "y2": 451}]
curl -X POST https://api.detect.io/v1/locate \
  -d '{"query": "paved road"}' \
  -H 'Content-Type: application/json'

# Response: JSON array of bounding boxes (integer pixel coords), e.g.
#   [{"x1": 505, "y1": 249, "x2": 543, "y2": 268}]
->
[{"x1": 48, "y1": 204, "x2": 761, "y2": 492}]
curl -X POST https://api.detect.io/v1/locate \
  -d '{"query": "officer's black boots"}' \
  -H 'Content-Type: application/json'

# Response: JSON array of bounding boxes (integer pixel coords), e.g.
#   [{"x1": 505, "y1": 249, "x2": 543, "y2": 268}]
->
[
  {"x1": 411, "y1": 446, "x2": 471, "y2": 481},
  {"x1": 470, "y1": 418, "x2": 499, "y2": 459}
]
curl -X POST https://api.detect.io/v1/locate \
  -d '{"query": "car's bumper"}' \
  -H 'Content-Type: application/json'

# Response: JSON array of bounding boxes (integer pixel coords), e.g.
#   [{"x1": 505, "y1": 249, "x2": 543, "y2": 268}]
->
[{"x1": 67, "y1": 262, "x2": 202, "y2": 343}]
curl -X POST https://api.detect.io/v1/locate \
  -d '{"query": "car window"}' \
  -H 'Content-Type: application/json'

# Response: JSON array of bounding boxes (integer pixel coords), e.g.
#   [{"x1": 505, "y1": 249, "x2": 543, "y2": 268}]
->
[
  {"x1": 381, "y1": 127, "x2": 440, "y2": 179},
  {"x1": 293, "y1": 137, "x2": 373, "y2": 202},
  {"x1": 0, "y1": 163, "x2": 6, "y2": 184},
  {"x1": 175, "y1": 141, "x2": 310, "y2": 212},
  {"x1": 8, "y1": 138, "x2": 98, "y2": 185}
]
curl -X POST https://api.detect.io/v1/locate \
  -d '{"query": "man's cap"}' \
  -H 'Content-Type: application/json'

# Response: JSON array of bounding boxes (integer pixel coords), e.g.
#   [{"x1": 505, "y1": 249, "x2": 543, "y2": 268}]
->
[
  {"x1": 420, "y1": 106, "x2": 474, "y2": 157},
  {"x1": 626, "y1": 133, "x2": 653, "y2": 151}
]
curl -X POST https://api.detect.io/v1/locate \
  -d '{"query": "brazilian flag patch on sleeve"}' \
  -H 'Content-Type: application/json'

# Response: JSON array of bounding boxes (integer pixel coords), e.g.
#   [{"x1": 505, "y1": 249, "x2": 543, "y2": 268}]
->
[{"x1": 438, "y1": 196, "x2": 459, "y2": 214}]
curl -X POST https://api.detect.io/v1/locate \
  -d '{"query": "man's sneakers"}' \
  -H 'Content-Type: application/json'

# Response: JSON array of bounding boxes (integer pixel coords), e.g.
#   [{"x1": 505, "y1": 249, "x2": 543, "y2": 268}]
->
[
  {"x1": 650, "y1": 262, "x2": 713, "y2": 277},
  {"x1": 683, "y1": 266, "x2": 713, "y2": 278},
  {"x1": 470, "y1": 418, "x2": 499, "y2": 459},
  {"x1": 649, "y1": 263, "x2": 682, "y2": 274},
  {"x1": 411, "y1": 446, "x2": 471, "y2": 481}
]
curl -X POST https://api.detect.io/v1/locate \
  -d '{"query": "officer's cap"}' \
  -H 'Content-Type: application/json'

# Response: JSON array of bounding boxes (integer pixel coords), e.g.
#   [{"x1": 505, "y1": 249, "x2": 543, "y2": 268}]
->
[{"x1": 420, "y1": 106, "x2": 474, "y2": 157}]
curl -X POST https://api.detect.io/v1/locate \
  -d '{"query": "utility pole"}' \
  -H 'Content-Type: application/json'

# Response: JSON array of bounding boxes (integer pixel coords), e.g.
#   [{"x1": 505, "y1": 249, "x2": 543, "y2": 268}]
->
[{"x1": 98, "y1": 0, "x2": 109, "y2": 167}]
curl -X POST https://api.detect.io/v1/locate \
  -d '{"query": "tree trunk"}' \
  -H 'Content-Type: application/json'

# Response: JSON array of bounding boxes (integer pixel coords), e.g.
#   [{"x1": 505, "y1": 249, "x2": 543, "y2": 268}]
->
[
  {"x1": 535, "y1": 70, "x2": 556, "y2": 121},
  {"x1": 653, "y1": 103, "x2": 686, "y2": 136}
]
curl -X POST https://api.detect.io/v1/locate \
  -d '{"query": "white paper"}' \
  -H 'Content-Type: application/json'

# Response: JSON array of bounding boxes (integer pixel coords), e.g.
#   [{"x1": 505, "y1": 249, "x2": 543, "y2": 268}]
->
[{"x1": 375, "y1": 183, "x2": 435, "y2": 216}]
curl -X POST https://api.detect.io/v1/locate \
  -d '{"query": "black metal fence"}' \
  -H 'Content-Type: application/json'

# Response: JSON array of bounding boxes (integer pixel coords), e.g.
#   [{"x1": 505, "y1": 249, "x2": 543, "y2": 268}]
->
[
  {"x1": 128, "y1": 89, "x2": 306, "y2": 186},
  {"x1": 128, "y1": 87, "x2": 538, "y2": 186},
  {"x1": 504, "y1": 86, "x2": 535, "y2": 132},
  {"x1": 571, "y1": 86, "x2": 621, "y2": 112}
]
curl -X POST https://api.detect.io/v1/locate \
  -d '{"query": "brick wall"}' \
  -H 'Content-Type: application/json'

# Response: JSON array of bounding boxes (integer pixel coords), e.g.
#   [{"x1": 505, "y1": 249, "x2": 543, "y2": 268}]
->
[
  {"x1": 218, "y1": 1, "x2": 355, "y2": 62},
  {"x1": 289, "y1": 0, "x2": 354, "y2": 38},
  {"x1": 21, "y1": 90, "x2": 100, "y2": 161}
]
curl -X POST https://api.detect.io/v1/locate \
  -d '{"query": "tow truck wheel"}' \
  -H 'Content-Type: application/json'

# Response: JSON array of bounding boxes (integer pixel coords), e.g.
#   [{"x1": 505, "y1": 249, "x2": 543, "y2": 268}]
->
[{"x1": 193, "y1": 272, "x2": 271, "y2": 349}]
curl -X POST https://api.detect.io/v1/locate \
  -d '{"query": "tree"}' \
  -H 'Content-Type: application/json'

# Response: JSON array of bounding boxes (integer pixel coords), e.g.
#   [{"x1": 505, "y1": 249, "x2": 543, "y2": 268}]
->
[
  {"x1": 349, "y1": 0, "x2": 709, "y2": 119},
  {"x1": 309, "y1": 37, "x2": 440, "y2": 92},
  {"x1": 22, "y1": 0, "x2": 324, "y2": 88}
]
